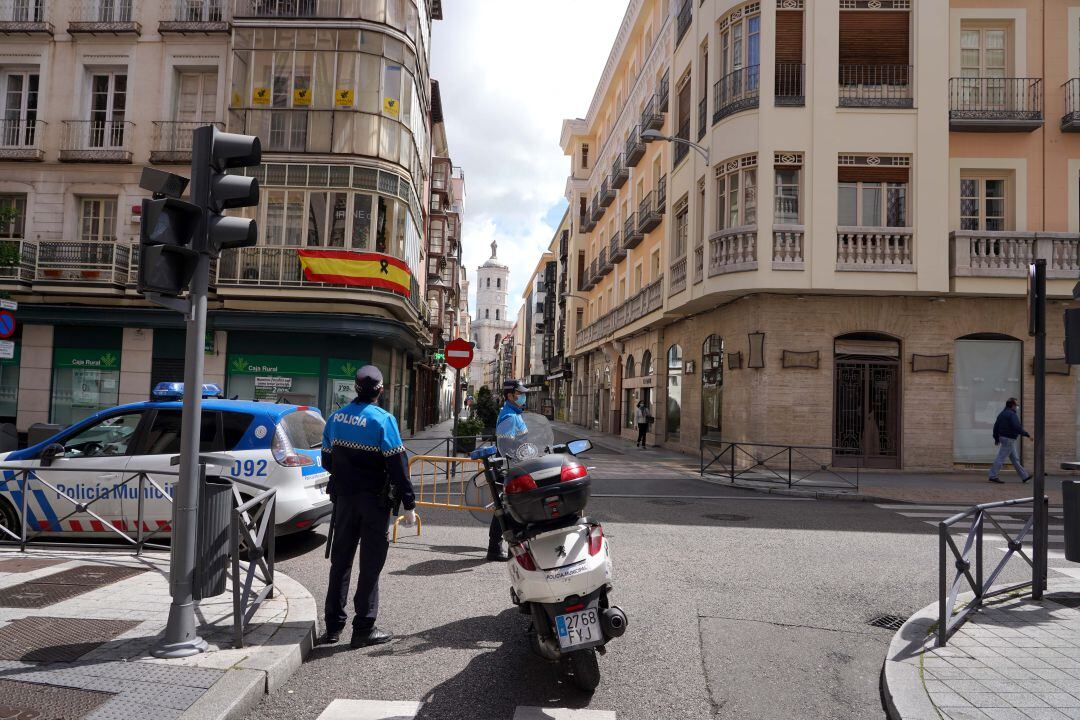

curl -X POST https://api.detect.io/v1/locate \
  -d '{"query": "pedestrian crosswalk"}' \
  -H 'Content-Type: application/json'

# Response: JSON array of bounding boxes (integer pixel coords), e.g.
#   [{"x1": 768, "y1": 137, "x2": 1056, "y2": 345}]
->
[
  {"x1": 315, "y1": 699, "x2": 617, "y2": 720},
  {"x1": 876, "y1": 502, "x2": 1077, "y2": 577}
]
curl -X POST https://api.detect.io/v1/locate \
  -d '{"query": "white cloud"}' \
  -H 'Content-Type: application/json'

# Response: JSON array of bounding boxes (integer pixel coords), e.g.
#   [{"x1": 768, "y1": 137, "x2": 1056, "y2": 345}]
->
[{"x1": 432, "y1": 1, "x2": 626, "y2": 316}]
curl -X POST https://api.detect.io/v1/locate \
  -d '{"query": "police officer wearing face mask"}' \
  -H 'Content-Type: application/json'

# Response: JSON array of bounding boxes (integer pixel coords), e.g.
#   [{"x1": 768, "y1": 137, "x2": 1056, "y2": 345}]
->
[
  {"x1": 321, "y1": 365, "x2": 416, "y2": 648},
  {"x1": 486, "y1": 379, "x2": 529, "y2": 561}
]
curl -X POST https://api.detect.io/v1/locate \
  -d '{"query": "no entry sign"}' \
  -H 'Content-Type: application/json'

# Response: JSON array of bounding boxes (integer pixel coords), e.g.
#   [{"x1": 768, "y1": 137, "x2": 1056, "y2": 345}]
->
[{"x1": 445, "y1": 338, "x2": 473, "y2": 370}]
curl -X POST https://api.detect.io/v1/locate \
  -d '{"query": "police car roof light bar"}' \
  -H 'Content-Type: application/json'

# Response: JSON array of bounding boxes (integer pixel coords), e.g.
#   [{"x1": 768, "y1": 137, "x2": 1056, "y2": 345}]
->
[{"x1": 153, "y1": 382, "x2": 224, "y2": 400}]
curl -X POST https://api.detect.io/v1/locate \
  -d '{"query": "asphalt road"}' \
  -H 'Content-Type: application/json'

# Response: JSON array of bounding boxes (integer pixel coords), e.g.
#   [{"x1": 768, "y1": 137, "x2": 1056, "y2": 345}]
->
[{"x1": 245, "y1": 445, "x2": 952, "y2": 720}]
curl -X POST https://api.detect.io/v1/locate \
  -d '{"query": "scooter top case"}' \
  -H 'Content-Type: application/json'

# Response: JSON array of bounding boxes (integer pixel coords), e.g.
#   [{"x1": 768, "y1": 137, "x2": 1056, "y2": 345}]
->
[{"x1": 503, "y1": 454, "x2": 591, "y2": 527}]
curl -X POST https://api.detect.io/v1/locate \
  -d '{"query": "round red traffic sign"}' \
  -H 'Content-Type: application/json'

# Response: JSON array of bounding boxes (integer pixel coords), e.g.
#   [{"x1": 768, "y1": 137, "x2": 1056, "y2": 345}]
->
[
  {"x1": 0, "y1": 311, "x2": 15, "y2": 339},
  {"x1": 444, "y1": 338, "x2": 473, "y2": 370}
]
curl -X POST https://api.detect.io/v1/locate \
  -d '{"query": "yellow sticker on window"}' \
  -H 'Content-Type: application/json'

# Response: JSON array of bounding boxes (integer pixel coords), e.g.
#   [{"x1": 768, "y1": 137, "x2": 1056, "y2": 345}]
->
[
  {"x1": 252, "y1": 87, "x2": 270, "y2": 105},
  {"x1": 335, "y1": 88, "x2": 354, "y2": 107},
  {"x1": 293, "y1": 87, "x2": 311, "y2": 106},
  {"x1": 383, "y1": 96, "x2": 399, "y2": 117}
]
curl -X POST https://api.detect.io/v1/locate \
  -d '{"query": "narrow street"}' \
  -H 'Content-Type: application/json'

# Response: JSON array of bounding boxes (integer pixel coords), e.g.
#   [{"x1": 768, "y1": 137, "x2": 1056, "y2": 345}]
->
[{"x1": 248, "y1": 441, "x2": 943, "y2": 720}]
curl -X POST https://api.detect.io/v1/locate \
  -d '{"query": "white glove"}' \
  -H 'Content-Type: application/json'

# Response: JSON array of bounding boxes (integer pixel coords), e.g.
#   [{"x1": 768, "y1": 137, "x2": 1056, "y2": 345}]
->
[{"x1": 400, "y1": 509, "x2": 417, "y2": 527}]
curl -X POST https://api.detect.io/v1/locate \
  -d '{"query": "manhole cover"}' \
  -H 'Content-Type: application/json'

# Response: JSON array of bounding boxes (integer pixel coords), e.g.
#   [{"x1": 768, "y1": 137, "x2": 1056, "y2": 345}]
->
[
  {"x1": 867, "y1": 614, "x2": 906, "y2": 631},
  {"x1": 0, "y1": 617, "x2": 140, "y2": 662},
  {"x1": 0, "y1": 565, "x2": 146, "y2": 608},
  {"x1": 649, "y1": 498, "x2": 688, "y2": 506},
  {"x1": 1047, "y1": 594, "x2": 1080, "y2": 609},
  {"x1": 0, "y1": 557, "x2": 68, "y2": 573},
  {"x1": 704, "y1": 513, "x2": 751, "y2": 522},
  {"x1": 0, "y1": 680, "x2": 113, "y2": 720}
]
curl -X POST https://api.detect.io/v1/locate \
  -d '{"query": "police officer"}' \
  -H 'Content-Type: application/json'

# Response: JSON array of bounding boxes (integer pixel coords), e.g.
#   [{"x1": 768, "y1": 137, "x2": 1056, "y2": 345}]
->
[
  {"x1": 321, "y1": 365, "x2": 416, "y2": 648},
  {"x1": 485, "y1": 379, "x2": 529, "y2": 562}
]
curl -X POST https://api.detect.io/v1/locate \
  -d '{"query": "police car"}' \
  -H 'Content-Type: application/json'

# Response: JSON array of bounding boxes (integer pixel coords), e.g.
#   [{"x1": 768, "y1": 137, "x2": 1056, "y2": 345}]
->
[{"x1": 0, "y1": 383, "x2": 331, "y2": 540}]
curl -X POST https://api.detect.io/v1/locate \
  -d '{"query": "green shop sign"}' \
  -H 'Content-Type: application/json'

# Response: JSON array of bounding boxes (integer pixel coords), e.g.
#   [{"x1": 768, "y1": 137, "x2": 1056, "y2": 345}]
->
[
  {"x1": 227, "y1": 354, "x2": 320, "y2": 377},
  {"x1": 327, "y1": 357, "x2": 371, "y2": 380},
  {"x1": 54, "y1": 348, "x2": 120, "y2": 370}
]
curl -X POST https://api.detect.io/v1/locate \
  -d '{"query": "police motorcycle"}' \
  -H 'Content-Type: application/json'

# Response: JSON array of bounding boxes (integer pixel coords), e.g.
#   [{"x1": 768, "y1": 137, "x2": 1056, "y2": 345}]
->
[{"x1": 470, "y1": 412, "x2": 627, "y2": 692}]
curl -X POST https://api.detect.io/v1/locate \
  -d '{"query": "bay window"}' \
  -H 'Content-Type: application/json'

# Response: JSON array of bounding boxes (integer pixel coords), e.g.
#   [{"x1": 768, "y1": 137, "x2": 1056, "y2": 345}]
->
[
  {"x1": 774, "y1": 168, "x2": 800, "y2": 224},
  {"x1": 715, "y1": 156, "x2": 758, "y2": 230},
  {"x1": 837, "y1": 181, "x2": 907, "y2": 227}
]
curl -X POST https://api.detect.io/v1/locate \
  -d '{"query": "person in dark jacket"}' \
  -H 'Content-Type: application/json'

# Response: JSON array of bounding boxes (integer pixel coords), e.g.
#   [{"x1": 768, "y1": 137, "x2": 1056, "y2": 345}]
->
[
  {"x1": 989, "y1": 397, "x2": 1031, "y2": 484},
  {"x1": 321, "y1": 365, "x2": 416, "y2": 648}
]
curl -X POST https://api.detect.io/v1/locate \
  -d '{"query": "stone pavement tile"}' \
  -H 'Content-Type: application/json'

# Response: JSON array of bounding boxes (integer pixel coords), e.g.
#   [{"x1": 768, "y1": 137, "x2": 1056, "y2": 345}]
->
[
  {"x1": 84, "y1": 697, "x2": 182, "y2": 720},
  {"x1": 1016, "y1": 679, "x2": 1069, "y2": 694},
  {"x1": 942, "y1": 710, "x2": 993, "y2": 720},
  {"x1": 960, "y1": 693, "x2": 1012, "y2": 708},
  {"x1": 934, "y1": 692, "x2": 974, "y2": 708},
  {"x1": 1031, "y1": 669, "x2": 1077, "y2": 683},
  {"x1": 1041, "y1": 694, "x2": 1080, "y2": 709},
  {"x1": 949, "y1": 680, "x2": 995, "y2": 694},
  {"x1": 964, "y1": 667, "x2": 1008, "y2": 681},
  {"x1": 1001, "y1": 693, "x2": 1051, "y2": 708},
  {"x1": 1019, "y1": 709, "x2": 1072, "y2": 720},
  {"x1": 930, "y1": 667, "x2": 976, "y2": 680},
  {"x1": 983, "y1": 708, "x2": 1034, "y2": 720}
]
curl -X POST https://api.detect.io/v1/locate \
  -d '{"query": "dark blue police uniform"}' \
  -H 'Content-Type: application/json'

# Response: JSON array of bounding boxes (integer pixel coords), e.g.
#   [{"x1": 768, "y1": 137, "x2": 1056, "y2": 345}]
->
[{"x1": 322, "y1": 393, "x2": 415, "y2": 639}]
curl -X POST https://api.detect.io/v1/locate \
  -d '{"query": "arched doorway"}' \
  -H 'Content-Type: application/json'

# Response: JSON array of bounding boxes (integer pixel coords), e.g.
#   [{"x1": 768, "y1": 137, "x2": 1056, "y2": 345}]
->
[
  {"x1": 702, "y1": 335, "x2": 723, "y2": 439},
  {"x1": 623, "y1": 355, "x2": 636, "y2": 429},
  {"x1": 833, "y1": 332, "x2": 901, "y2": 468},
  {"x1": 954, "y1": 333, "x2": 1022, "y2": 463},
  {"x1": 666, "y1": 344, "x2": 683, "y2": 442}
]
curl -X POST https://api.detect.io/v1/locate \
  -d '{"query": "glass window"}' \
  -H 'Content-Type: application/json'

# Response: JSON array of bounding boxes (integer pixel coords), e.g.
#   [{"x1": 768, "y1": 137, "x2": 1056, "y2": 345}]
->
[
  {"x1": 641, "y1": 349, "x2": 652, "y2": 376},
  {"x1": 838, "y1": 181, "x2": 908, "y2": 227},
  {"x1": 79, "y1": 198, "x2": 117, "y2": 242},
  {"x1": 959, "y1": 176, "x2": 1007, "y2": 231},
  {"x1": 280, "y1": 409, "x2": 324, "y2": 449},
  {"x1": 58, "y1": 412, "x2": 142, "y2": 458},
  {"x1": 743, "y1": 168, "x2": 757, "y2": 226},
  {"x1": 222, "y1": 412, "x2": 254, "y2": 450},
  {"x1": 674, "y1": 206, "x2": 688, "y2": 258},
  {"x1": 139, "y1": 409, "x2": 218, "y2": 455},
  {"x1": 0, "y1": 195, "x2": 26, "y2": 238},
  {"x1": 702, "y1": 335, "x2": 723, "y2": 436},
  {"x1": 954, "y1": 339, "x2": 1021, "y2": 463},
  {"x1": 51, "y1": 354, "x2": 121, "y2": 425},
  {"x1": 666, "y1": 344, "x2": 683, "y2": 441},
  {"x1": 861, "y1": 183, "x2": 882, "y2": 226},
  {"x1": 351, "y1": 193, "x2": 372, "y2": 249},
  {"x1": 774, "y1": 169, "x2": 800, "y2": 224}
]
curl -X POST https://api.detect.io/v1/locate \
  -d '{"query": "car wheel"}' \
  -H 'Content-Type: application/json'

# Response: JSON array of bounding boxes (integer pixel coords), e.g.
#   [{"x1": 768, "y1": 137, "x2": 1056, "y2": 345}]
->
[{"x1": 0, "y1": 496, "x2": 20, "y2": 540}]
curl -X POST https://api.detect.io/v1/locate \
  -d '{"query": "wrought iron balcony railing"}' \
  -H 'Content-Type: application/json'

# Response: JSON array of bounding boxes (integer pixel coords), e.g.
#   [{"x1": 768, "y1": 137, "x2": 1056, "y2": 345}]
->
[
  {"x1": 775, "y1": 63, "x2": 805, "y2": 106},
  {"x1": 597, "y1": 248, "x2": 611, "y2": 277},
  {"x1": 611, "y1": 154, "x2": 628, "y2": 189},
  {"x1": 150, "y1": 120, "x2": 224, "y2": 164},
  {"x1": 159, "y1": 0, "x2": 228, "y2": 30},
  {"x1": 0, "y1": 119, "x2": 45, "y2": 160},
  {"x1": 641, "y1": 94, "x2": 664, "y2": 132},
  {"x1": 0, "y1": 239, "x2": 37, "y2": 285},
  {"x1": 625, "y1": 125, "x2": 645, "y2": 167},
  {"x1": 714, "y1": 65, "x2": 759, "y2": 123},
  {"x1": 949, "y1": 77, "x2": 1043, "y2": 131},
  {"x1": 609, "y1": 230, "x2": 625, "y2": 262},
  {"x1": 60, "y1": 121, "x2": 134, "y2": 162},
  {"x1": 638, "y1": 192, "x2": 660, "y2": 234},
  {"x1": 697, "y1": 98, "x2": 706, "y2": 141},
  {"x1": 836, "y1": 227, "x2": 914, "y2": 271},
  {"x1": 599, "y1": 177, "x2": 615, "y2": 207},
  {"x1": 232, "y1": 0, "x2": 348, "y2": 18},
  {"x1": 950, "y1": 230, "x2": 1080, "y2": 280},
  {"x1": 0, "y1": 0, "x2": 52, "y2": 32},
  {"x1": 1064, "y1": 79, "x2": 1080, "y2": 132},
  {"x1": 69, "y1": 0, "x2": 140, "y2": 32},
  {"x1": 36, "y1": 241, "x2": 130, "y2": 286},
  {"x1": 838, "y1": 64, "x2": 912, "y2": 108},
  {"x1": 674, "y1": 119, "x2": 691, "y2": 166},
  {"x1": 675, "y1": 0, "x2": 691, "y2": 45},
  {"x1": 624, "y1": 213, "x2": 643, "y2": 249}
]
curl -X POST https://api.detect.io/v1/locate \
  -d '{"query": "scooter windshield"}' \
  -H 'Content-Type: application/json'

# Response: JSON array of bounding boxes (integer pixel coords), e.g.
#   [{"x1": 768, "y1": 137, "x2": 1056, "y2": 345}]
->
[{"x1": 496, "y1": 411, "x2": 555, "y2": 462}]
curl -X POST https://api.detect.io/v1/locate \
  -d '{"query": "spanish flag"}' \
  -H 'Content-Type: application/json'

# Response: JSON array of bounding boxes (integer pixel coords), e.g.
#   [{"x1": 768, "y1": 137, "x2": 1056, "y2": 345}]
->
[{"x1": 297, "y1": 250, "x2": 412, "y2": 297}]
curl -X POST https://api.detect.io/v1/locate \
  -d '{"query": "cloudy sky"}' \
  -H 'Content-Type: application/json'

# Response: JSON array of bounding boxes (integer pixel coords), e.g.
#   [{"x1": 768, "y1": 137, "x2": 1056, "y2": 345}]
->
[{"x1": 431, "y1": 1, "x2": 626, "y2": 321}]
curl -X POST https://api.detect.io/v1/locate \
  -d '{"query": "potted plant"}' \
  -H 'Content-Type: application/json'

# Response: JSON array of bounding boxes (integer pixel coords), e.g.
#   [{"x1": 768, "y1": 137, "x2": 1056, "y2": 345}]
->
[{"x1": 453, "y1": 416, "x2": 484, "y2": 454}]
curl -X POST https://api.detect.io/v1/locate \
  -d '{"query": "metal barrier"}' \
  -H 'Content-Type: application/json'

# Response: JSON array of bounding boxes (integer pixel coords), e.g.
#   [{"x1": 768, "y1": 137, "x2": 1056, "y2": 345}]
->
[
  {"x1": 392, "y1": 454, "x2": 491, "y2": 542},
  {"x1": 403, "y1": 434, "x2": 493, "y2": 460},
  {"x1": 937, "y1": 497, "x2": 1044, "y2": 647},
  {"x1": 700, "y1": 439, "x2": 860, "y2": 490},
  {"x1": 0, "y1": 462, "x2": 276, "y2": 649}
]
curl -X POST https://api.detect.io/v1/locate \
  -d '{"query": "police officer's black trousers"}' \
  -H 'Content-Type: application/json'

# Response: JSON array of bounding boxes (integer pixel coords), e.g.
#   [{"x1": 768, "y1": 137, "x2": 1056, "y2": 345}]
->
[{"x1": 325, "y1": 492, "x2": 391, "y2": 633}]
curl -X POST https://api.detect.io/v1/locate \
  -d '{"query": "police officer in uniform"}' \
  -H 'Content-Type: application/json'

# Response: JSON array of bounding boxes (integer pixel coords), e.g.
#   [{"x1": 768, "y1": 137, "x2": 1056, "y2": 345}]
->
[
  {"x1": 321, "y1": 365, "x2": 416, "y2": 648},
  {"x1": 485, "y1": 379, "x2": 529, "y2": 562}
]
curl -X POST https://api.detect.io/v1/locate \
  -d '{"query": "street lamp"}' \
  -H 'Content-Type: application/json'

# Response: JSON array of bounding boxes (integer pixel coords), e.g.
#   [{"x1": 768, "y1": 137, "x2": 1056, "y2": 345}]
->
[{"x1": 640, "y1": 129, "x2": 710, "y2": 167}]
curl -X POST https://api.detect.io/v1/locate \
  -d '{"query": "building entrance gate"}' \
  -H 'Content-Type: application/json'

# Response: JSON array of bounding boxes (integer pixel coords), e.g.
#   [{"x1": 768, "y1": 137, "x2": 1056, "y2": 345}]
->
[{"x1": 833, "y1": 335, "x2": 901, "y2": 469}]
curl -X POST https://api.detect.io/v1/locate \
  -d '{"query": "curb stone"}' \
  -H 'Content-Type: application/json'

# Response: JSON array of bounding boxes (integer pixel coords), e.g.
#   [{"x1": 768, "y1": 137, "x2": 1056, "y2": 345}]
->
[
  {"x1": 698, "y1": 473, "x2": 896, "y2": 503},
  {"x1": 882, "y1": 599, "x2": 940, "y2": 720},
  {"x1": 178, "y1": 669, "x2": 266, "y2": 720}
]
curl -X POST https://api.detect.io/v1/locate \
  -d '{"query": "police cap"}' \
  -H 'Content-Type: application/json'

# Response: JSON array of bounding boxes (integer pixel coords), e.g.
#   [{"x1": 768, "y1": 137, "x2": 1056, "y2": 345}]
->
[
  {"x1": 355, "y1": 365, "x2": 384, "y2": 395},
  {"x1": 502, "y1": 379, "x2": 528, "y2": 395}
]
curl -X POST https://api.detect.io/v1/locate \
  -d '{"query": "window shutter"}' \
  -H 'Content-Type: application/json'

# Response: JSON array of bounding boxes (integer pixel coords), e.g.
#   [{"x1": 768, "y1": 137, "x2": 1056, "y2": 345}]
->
[
  {"x1": 838, "y1": 166, "x2": 910, "y2": 183},
  {"x1": 775, "y1": 11, "x2": 804, "y2": 63},
  {"x1": 839, "y1": 11, "x2": 910, "y2": 66}
]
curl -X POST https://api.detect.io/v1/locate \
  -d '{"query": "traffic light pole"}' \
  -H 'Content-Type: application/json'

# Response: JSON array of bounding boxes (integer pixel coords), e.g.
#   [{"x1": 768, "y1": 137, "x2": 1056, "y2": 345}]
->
[{"x1": 1032, "y1": 259, "x2": 1048, "y2": 600}]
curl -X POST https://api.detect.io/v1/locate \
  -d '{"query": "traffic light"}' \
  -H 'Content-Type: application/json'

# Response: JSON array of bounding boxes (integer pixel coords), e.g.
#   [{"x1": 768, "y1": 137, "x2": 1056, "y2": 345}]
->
[
  {"x1": 137, "y1": 197, "x2": 200, "y2": 296},
  {"x1": 191, "y1": 125, "x2": 261, "y2": 258}
]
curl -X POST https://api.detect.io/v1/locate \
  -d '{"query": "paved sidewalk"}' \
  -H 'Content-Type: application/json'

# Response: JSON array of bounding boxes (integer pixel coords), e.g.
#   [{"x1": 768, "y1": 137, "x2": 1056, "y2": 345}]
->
[
  {"x1": 0, "y1": 548, "x2": 315, "y2": 720},
  {"x1": 884, "y1": 580, "x2": 1080, "y2": 720}
]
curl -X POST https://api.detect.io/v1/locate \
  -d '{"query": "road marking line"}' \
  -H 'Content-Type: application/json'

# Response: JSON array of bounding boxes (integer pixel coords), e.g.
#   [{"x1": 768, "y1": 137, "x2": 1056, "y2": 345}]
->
[
  {"x1": 592, "y1": 493, "x2": 813, "y2": 501},
  {"x1": 513, "y1": 708, "x2": 617, "y2": 720},
  {"x1": 316, "y1": 699, "x2": 422, "y2": 720}
]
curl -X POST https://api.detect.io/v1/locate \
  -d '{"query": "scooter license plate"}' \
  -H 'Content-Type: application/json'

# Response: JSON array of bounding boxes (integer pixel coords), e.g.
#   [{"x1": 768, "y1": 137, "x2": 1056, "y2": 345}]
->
[{"x1": 555, "y1": 608, "x2": 601, "y2": 650}]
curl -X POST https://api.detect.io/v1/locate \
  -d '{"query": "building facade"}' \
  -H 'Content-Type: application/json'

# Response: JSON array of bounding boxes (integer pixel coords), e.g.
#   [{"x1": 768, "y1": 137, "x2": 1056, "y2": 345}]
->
[
  {"x1": 469, "y1": 241, "x2": 512, "y2": 390},
  {"x1": 0, "y1": 0, "x2": 446, "y2": 435},
  {"x1": 558, "y1": 0, "x2": 1080, "y2": 471},
  {"x1": 517, "y1": 249, "x2": 553, "y2": 413}
]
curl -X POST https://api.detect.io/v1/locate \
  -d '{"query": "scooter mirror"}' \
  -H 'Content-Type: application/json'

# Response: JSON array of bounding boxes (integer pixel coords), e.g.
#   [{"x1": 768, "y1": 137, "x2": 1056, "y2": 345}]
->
[{"x1": 566, "y1": 439, "x2": 592, "y2": 456}]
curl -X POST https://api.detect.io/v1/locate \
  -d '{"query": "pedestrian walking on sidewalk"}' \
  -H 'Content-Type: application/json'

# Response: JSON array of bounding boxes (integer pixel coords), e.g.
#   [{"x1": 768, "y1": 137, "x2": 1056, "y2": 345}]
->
[
  {"x1": 634, "y1": 401, "x2": 650, "y2": 448},
  {"x1": 321, "y1": 365, "x2": 417, "y2": 648},
  {"x1": 989, "y1": 397, "x2": 1031, "y2": 484}
]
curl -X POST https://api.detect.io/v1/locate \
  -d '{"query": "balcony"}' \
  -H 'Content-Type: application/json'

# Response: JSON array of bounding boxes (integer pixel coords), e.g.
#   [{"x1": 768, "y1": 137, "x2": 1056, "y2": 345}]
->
[
  {"x1": 159, "y1": 0, "x2": 228, "y2": 31},
  {"x1": 0, "y1": 0, "x2": 53, "y2": 33},
  {"x1": 709, "y1": 226, "x2": 758, "y2": 276},
  {"x1": 669, "y1": 256, "x2": 686, "y2": 295},
  {"x1": 658, "y1": 71, "x2": 670, "y2": 111},
  {"x1": 0, "y1": 239, "x2": 37, "y2": 286},
  {"x1": 641, "y1": 94, "x2": 664, "y2": 132},
  {"x1": 69, "y1": 0, "x2": 140, "y2": 33},
  {"x1": 36, "y1": 241, "x2": 131, "y2": 288},
  {"x1": 836, "y1": 227, "x2": 914, "y2": 272},
  {"x1": 949, "y1": 78, "x2": 1043, "y2": 132},
  {"x1": 575, "y1": 276, "x2": 664, "y2": 348},
  {"x1": 673, "y1": 119, "x2": 690, "y2": 166},
  {"x1": 0, "y1": 120, "x2": 45, "y2": 161},
  {"x1": 772, "y1": 225, "x2": 805, "y2": 270},
  {"x1": 599, "y1": 178, "x2": 615, "y2": 208},
  {"x1": 590, "y1": 195, "x2": 604, "y2": 223},
  {"x1": 657, "y1": 175, "x2": 667, "y2": 211},
  {"x1": 579, "y1": 210, "x2": 593, "y2": 234},
  {"x1": 838, "y1": 65, "x2": 912, "y2": 108},
  {"x1": 1064, "y1": 79, "x2": 1080, "y2": 132},
  {"x1": 675, "y1": 0, "x2": 691, "y2": 45},
  {"x1": 60, "y1": 121, "x2": 134, "y2": 163},
  {"x1": 625, "y1": 125, "x2": 645, "y2": 167},
  {"x1": 638, "y1": 192, "x2": 660, "y2": 234},
  {"x1": 775, "y1": 63, "x2": 805, "y2": 107},
  {"x1": 714, "y1": 65, "x2": 759, "y2": 123},
  {"x1": 580, "y1": 264, "x2": 594, "y2": 292},
  {"x1": 611, "y1": 154, "x2": 628, "y2": 189},
  {"x1": 596, "y1": 248, "x2": 610, "y2": 278},
  {"x1": 623, "y1": 213, "x2": 643, "y2": 249},
  {"x1": 950, "y1": 231, "x2": 1080, "y2": 280},
  {"x1": 693, "y1": 245, "x2": 703, "y2": 283},
  {"x1": 609, "y1": 230, "x2": 625, "y2": 262},
  {"x1": 150, "y1": 120, "x2": 224, "y2": 164},
  {"x1": 232, "y1": 0, "x2": 350, "y2": 18}
]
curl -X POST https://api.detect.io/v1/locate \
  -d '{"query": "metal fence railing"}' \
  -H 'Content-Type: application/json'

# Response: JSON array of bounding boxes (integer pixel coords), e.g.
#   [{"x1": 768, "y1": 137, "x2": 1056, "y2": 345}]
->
[
  {"x1": 700, "y1": 439, "x2": 860, "y2": 490},
  {"x1": 937, "y1": 497, "x2": 1044, "y2": 646},
  {"x1": 949, "y1": 77, "x2": 1043, "y2": 123},
  {"x1": 230, "y1": 475, "x2": 276, "y2": 648},
  {"x1": 775, "y1": 62, "x2": 805, "y2": 106},
  {"x1": 713, "y1": 65, "x2": 760, "y2": 123},
  {"x1": 838, "y1": 64, "x2": 913, "y2": 107}
]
